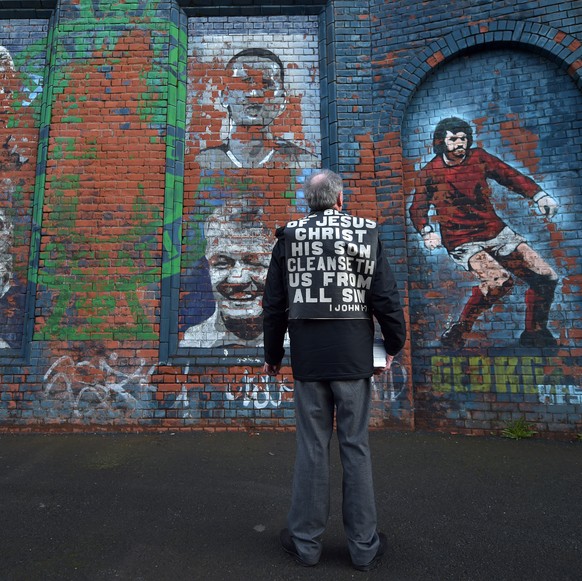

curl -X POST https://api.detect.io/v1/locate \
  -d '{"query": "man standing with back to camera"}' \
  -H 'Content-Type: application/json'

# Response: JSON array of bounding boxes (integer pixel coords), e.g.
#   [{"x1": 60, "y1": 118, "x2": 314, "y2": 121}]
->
[{"x1": 262, "y1": 169, "x2": 406, "y2": 571}]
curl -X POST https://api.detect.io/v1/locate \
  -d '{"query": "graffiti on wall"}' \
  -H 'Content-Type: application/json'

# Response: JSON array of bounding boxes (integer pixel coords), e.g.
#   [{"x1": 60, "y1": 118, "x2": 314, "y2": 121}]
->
[
  {"x1": 226, "y1": 369, "x2": 293, "y2": 409},
  {"x1": 166, "y1": 360, "x2": 410, "y2": 422},
  {"x1": 166, "y1": 361, "x2": 294, "y2": 421},
  {"x1": 431, "y1": 355, "x2": 581, "y2": 405},
  {"x1": 370, "y1": 359, "x2": 411, "y2": 422},
  {"x1": 178, "y1": 16, "x2": 321, "y2": 351},
  {"x1": 42, "y1": 353, "x2": 157, "y2": 420},
  {"x1": 35, "y1": 21, "x2": 167, "y2": 341}
]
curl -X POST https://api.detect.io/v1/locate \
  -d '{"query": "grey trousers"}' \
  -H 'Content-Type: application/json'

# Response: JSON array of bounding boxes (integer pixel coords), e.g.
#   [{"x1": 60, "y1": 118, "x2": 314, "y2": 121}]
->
[{"x1": 287, "y1": 378, "x2": 380, "y2": 566}]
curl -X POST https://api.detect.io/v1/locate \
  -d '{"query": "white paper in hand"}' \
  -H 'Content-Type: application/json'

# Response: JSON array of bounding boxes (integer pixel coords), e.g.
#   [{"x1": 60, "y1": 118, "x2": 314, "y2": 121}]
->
[{"x1": 373, "y1": 341, "x2": 387, "y2": 369}]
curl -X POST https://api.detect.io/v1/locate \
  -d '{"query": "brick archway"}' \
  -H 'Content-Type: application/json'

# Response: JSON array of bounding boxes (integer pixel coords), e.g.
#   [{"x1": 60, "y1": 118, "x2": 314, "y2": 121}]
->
[{"x1": 385, "y1": 20, "x2": 581, "y2": 134}]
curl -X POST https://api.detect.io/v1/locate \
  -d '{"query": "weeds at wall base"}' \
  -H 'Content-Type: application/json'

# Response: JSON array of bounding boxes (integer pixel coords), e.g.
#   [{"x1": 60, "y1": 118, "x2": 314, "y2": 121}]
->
[{"x1": 501, "y1": 418, "x2": 538, "y2": 440}]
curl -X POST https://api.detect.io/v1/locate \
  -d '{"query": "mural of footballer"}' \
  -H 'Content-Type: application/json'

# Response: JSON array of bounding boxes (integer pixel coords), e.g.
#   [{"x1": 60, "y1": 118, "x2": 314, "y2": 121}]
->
[{"x1": 409, "y1": 117, "x2": 560, "y2": 349}]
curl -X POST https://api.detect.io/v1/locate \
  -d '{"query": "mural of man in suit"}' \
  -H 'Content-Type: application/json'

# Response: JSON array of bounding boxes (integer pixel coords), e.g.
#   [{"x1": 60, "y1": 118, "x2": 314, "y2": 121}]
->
[{"x1": 196, "y1": 48, "x2": 317, "y2": 169}]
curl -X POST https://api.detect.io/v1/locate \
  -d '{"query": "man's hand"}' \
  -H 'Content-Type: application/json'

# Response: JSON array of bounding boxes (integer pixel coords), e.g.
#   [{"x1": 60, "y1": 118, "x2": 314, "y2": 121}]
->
[
  {"x1": 263, "y1": 362, "x2": 281, "y2": 376},
  {"x1": 423, "y1": 232, "x2": 442, "y2": 250},
  {"x1": 536, "y1": 194, "x2": 559, "y2": 218},
  {"x1": 374, "y1": 354, "x2": 394, "y2": 375}
]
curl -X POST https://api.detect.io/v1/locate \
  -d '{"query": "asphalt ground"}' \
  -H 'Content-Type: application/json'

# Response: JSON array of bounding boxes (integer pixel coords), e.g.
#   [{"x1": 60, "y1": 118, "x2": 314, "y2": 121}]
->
[{"x1": 0, "y1": 431, "x2": 580, "y2": 581}]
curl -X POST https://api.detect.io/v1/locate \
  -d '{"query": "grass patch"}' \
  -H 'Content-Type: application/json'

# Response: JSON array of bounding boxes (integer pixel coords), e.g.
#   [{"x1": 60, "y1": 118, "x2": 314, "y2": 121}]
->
[{"x1": 501, "y1": 418, "x2": 538, "y2": 440}]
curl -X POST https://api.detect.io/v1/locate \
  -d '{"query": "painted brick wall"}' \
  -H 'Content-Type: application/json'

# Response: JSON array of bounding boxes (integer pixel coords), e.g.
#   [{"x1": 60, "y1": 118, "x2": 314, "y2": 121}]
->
[
  {"x1": 0, "y1": 0, "x2": 579, "y2": 438},
  {"x1": 372, "y1": 0, "x2": 582, "y2": 437}
]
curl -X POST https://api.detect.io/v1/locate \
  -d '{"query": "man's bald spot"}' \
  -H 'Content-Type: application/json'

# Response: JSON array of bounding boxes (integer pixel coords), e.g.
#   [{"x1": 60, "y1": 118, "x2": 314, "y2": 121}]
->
[{"x1": 310, "y1": 173, "x2": 328, "y2": 188}]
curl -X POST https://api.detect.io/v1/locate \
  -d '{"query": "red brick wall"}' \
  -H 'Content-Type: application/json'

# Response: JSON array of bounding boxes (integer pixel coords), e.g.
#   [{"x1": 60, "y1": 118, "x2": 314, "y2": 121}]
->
[{"x1": 0, "y1": 1, "x2": 579, "y2": 439}]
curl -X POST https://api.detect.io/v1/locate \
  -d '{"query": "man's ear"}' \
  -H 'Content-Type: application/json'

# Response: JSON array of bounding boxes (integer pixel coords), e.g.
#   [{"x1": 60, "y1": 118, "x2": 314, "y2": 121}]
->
[
  {"x1": 277, "y1": 89, "x2": 287, "y2": 113},
  {"x1": 219, "y1": 89, "x2": 229, "y2": 109}
]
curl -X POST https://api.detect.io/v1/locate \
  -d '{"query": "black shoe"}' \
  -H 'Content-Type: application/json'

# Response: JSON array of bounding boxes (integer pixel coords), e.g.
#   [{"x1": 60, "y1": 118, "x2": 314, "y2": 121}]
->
[
  {"x1": 353, "y1": 531, "x2": 387, "y2": 572},
  {"x1": 441, "y1": 322, "x2": 466, "y2": 349},
  {"x1": 519, "y1": 328, "x2": 558, "y2": 348},
  {"x1": 280, "y1": 529, "x2": 317, "y2": 567}
]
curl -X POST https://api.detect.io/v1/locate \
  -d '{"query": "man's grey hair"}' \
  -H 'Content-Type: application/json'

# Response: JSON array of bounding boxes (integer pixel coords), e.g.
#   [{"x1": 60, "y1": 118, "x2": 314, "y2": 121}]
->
[{"x1": 304, "y1": 169, "x2": 343, "y2": 211}]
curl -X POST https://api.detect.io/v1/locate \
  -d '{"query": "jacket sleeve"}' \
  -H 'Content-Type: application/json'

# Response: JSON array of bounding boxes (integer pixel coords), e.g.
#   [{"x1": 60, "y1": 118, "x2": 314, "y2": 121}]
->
[
  {"x1": 262, "y1": 236, "x2": 288, "y2": 365},
  {"x1": 370, "y1": 240, "x2": 407, "y2": 356}
]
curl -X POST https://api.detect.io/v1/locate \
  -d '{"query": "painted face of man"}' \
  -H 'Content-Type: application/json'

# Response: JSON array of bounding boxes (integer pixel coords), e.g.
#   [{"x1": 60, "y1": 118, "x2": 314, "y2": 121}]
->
[
  {"x1": 443, "y1": 131, "x2": 468, "y2": 164},
  {"x1": 206, "y1": 225, "x2": 271, "y2": 328},
  {"x1": 0, "y1": 46, "x2": 15, "y2": 130},
  {"x1": 0, "y1": 207, "x2": 13, "y2": 255},
  {"x1": 222, "y1": 56, "x2": 286, "y2": 128},
  {"x1": 0, "y1": 257, "x2": 11, "y2": 299},
  {"x1": 0, "y1": 205, "x2": 13, "y2": 300}
]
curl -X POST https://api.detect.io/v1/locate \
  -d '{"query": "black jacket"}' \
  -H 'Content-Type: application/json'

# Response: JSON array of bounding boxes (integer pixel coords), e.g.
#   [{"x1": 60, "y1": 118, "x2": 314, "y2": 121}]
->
[{"x1": 263, "y1": 214, "x2": 406, "y2": 381}]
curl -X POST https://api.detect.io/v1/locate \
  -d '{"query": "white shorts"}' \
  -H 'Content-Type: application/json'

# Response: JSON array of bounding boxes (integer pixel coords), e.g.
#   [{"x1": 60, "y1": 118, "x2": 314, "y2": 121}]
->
[{"x1": 449, "y1": 227, "x2": 525, "y2": 271}]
